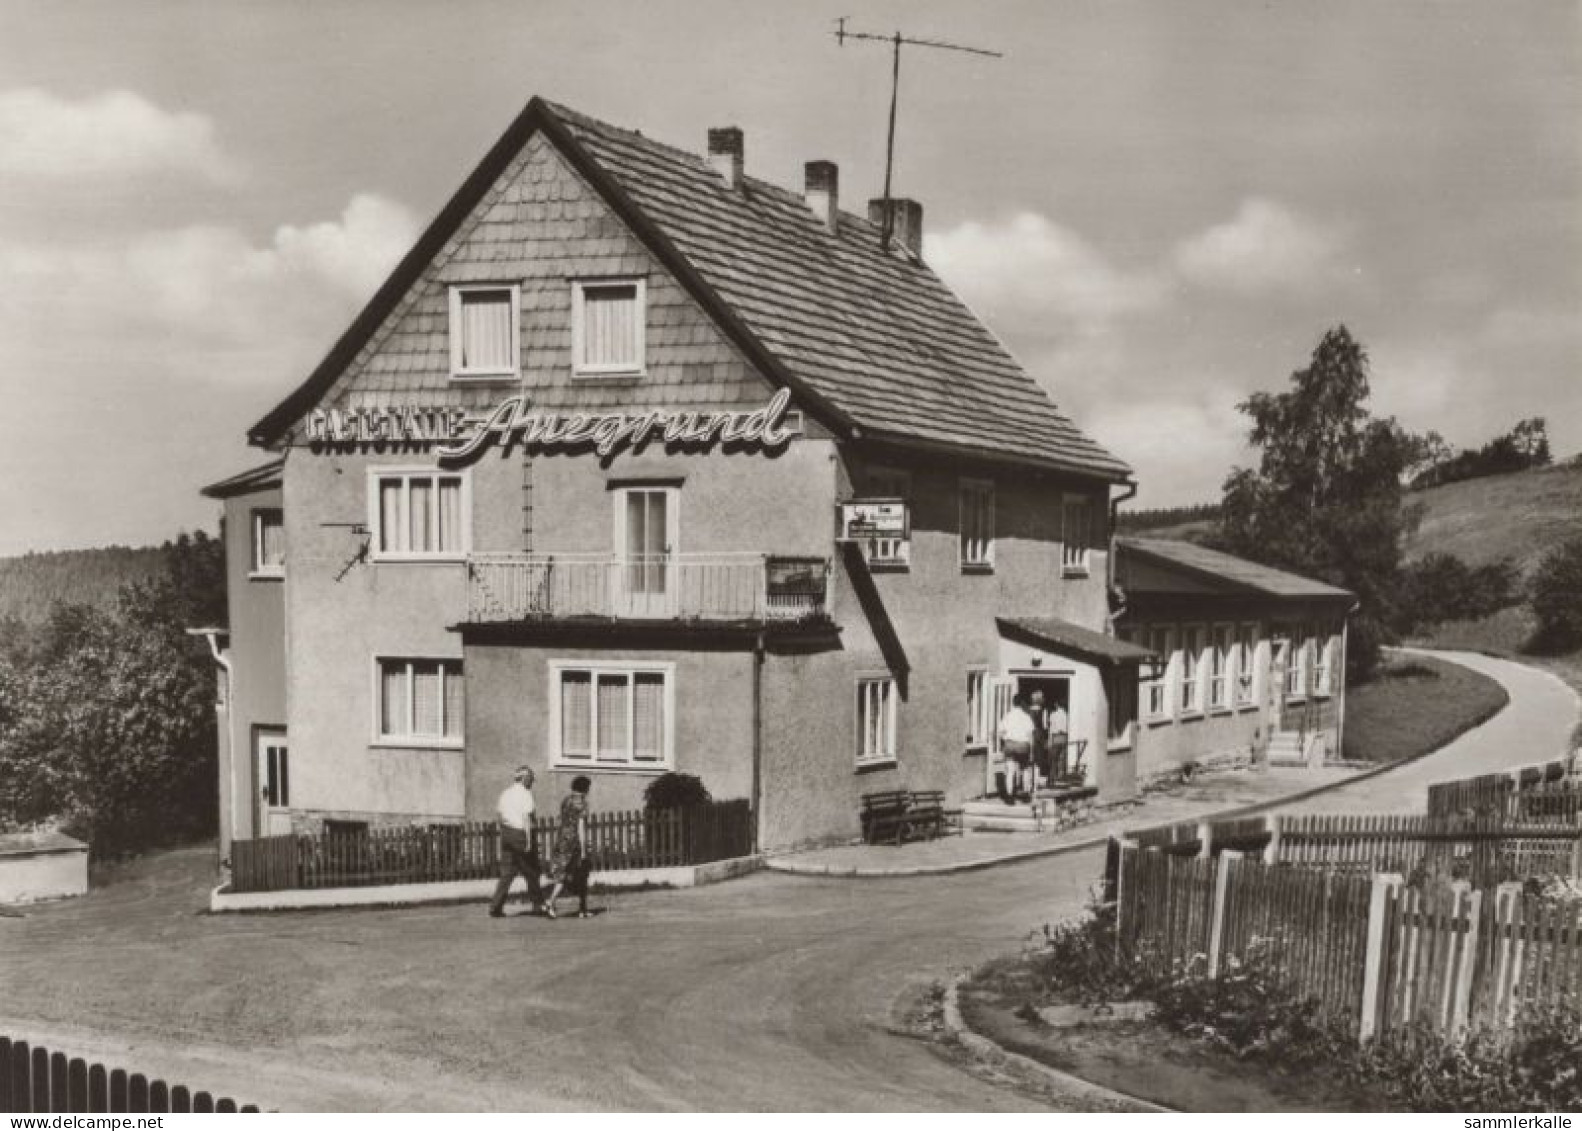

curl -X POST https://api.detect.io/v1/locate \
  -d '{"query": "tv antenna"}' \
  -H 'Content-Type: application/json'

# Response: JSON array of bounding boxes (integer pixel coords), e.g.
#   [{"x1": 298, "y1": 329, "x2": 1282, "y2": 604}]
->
[{"x1": 834, "y1": 18, "x2": 1003, "y2": 249}]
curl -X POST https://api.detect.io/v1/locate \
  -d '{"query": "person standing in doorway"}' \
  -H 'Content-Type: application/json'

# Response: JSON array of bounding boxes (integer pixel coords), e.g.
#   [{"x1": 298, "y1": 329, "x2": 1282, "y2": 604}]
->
[
  {"x1": 489, "y1": 765, "x2": 544, "y2": 918},
  {"x1": 1027, "y1": 688, "x2": 1051, "y2": 792},
  {"x1": 996, "y1": 694, "x2": 1035, "y2": 804},
  {"x1": 545, "y1": 775, "x2": 593, "y2": 919},
  {"x1": 1047, "y1": 696, "x2": 1071, "y2": 781}
]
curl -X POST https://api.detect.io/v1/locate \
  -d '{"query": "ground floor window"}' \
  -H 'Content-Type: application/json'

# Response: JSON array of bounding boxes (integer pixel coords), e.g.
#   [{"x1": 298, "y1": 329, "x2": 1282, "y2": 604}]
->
[
  {"x1": 1285, "y1": 625, "x2": 1309, "y2": 699},
  {"x1": 551, "y1": 662, "x2": 673, "y2": 768},
  {"x1": 965, "y1": 668, "x2": 991, "y2": 750},
  {"x1": 1314, "y1": 627, "x2": 1334, "y2": 695},
  {"x1": 856, "y1": 676, "x2": 898, "y2": 766},
  {"x1": 1179, "y1": 625, "x2": 1205, "y2": 714},
  {"x1": 376, "y1": 657, "x2": 463, "y2": 744},
  {"x1": 1209, "y1": 624, "x2": 1233, "y2": 710},
  {"x1": 1235, "y1": 622, "x2": 1259, "y2": 705},
  {"x1": 1142, "y1": 626, "x2": 1173, "y2": 719}
]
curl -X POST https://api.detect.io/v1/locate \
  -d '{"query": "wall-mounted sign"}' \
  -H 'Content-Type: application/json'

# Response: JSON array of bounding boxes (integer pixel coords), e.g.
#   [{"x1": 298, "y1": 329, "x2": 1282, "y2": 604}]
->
[
  {"x1": 304, "y1": 389, "x2": 797, "y2": 462},
  {"x1": 837, "y1": 498, "x2": 910, "y2": 541}
]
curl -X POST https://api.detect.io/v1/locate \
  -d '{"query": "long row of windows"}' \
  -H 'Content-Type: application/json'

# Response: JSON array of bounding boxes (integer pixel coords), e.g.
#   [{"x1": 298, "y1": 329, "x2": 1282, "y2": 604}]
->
[
  {"x1": 1131, "y1": 622, "x2": 1335, "y2": 722},
  {"x1": 861, "y1": 468, "x2": 1095, "y2": 576}
]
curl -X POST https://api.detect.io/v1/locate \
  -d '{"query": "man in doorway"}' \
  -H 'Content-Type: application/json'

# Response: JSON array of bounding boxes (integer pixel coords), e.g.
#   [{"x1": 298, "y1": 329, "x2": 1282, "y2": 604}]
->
[
  {"x1": 1047, "y1": 696, "x2": 1071, "y2": 780},
  {"x1": 1027, "y1": 688, "x2": 1051, "y2": 792},
  {"x1": 996, "y1": 694, "x2": 1035, "y2": 804},
  {"x1": 489, "y1": 765, "x2": 545, "y2": 918}
]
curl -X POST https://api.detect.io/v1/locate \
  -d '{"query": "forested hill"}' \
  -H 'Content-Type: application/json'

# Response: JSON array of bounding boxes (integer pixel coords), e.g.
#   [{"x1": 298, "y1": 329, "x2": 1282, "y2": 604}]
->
[{"x1": 0, "y1": 545, "x2": 167, "y2": 624}]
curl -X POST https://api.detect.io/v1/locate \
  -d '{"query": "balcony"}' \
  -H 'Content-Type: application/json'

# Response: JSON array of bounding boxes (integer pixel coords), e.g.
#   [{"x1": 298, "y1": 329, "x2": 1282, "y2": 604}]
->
[{"x1": 465, "y1": 552, "x2": 830, "y2": 626}]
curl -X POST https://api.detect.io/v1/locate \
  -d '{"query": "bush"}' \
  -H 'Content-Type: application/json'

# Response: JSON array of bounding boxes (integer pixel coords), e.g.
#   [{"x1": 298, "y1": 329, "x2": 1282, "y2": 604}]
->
[
  {"x1": 1530, "y1": 538, "x2": 1582, "y2": 650},
  {"x1": 642, "y1": 772, "x2": 712, "y2": 812},
  {"x1": 1394, "y1": 553, "x2": 1519, "y2": 634},
  {"x1": 1027, "y1": 897, "x2": 1158, "y2": 1009},
  {"x1": 1151, "y1": 937, "x2": 1331, "y2": 1060}
]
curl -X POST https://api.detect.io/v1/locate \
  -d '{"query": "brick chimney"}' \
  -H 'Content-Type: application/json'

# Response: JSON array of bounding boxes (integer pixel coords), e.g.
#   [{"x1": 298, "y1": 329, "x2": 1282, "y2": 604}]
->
[
  {"x1": 707, "y1": 127, "x2": 744, "y2": 190},
  {"x1": 868, "y1": 197, "x2": 924, "y2": 257},
  {"x1": 804, "y1": 160, "x2": 839, "y2": 232}
]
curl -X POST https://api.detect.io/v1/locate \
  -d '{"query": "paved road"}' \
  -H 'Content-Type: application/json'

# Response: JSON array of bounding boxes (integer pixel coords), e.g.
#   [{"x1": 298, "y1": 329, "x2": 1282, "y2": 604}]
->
[
  {"x1": 1281, "y1": 648, "x2": 1579, "y2": 816},
  {"x1": 3, "y1": 648, "x2": 1574, "y2": 1111}
]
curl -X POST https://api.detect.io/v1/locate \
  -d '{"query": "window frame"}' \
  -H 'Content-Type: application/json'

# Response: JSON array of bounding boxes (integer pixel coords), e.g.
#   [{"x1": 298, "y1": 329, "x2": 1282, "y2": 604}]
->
[
  {"x1": 1178, "y1": 624, "x2": 1205, "y2": 717},
  {"x1": 1061, "y1": 494, "x2": 1093, "y2": 577},
  {"x1": 861, "y1": 467, "x2": 912, "y2": 570},
  {"x1": 965, "y1": 666, "x2": 992, "y2": 752},
  {"x1": 571, "y1": 277, "x2": 647, "y2": 378},
  {"x1": 250, "y1": 507, "x2": 285, "y2": 579},
  {"x1": 1315, "y1": 627, "x2": 1334, "y2": 697},
  {"x1": 547, "y1": 660, "x2": 675, "y2": 771},
  {"x1": 1142, "y1": 625, "x2": 1174, "y2": 722},
  {"x1": 1209, "y1": 623, "x2": 1234, "y2": 712},
  {"x1": 367, "y1": 467, "x2": 471, "y2": 562},
  {"x1": 855, "y1": 674, "x2": 899, "y2": 768},
  {"x1": 448, "y1": 283, "x2": 521, "y2": 381},
  {"x1": 1235, "y1": 622, "x2": 1261, "y2": 708},
  {"x1": 958, "y1": 478, "x2": 996, "y2": 572},
  {"x1": 372, "y1": 655, "x2": 465, "y2": 749},
  {"x1": 1285, "y1": 624, "x2": 1310, "y2": 702}
]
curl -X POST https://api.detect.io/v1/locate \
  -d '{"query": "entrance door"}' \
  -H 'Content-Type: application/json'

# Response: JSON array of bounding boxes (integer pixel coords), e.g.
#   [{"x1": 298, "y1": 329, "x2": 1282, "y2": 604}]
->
[
  {"x1": 254, "y1": 730, "x2": 290, "y2": 837},
  {"x1": 615, "y1": 487, "x2": 677, "y2": 617},
  {"x1": 984, "y1": 676, "x2": 1016, "y2": 797}
]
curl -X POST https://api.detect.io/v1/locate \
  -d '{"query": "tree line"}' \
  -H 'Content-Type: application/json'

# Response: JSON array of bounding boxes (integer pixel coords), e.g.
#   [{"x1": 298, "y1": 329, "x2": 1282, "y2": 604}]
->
[
  {"x1": 0, "y1": 545, "x2": 167, "y2": 625},
  {"x1": 1409, "y1": 418, "x2": 1552, "y2": 490},
  {"x1": 0, "y1": 532, "x2": 224, "y2": 856}
]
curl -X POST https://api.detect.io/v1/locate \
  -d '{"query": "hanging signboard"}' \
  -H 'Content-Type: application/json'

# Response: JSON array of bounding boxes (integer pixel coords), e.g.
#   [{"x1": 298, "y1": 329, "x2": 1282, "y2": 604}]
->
[{"x1": 837, "y1": 498, "x2": 910, "y2": 542}]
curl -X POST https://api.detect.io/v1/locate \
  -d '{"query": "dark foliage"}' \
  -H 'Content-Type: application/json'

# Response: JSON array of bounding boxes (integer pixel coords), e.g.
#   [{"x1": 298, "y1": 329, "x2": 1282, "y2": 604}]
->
[
  {"x1": 1393, "y1": 553, "x2": 1519, "y2": 634},
  {"x1": 1116, "y1": 502, "x2": 1223, "y2": 533},
  {"x1": 643, "y1": 771, "x2": 712, "y2": 812},
  {"x1": 1529, "y1": 537, "x2": 1582, "y2": 650},
  {"x1": 1219, "y1": 326, "x2": 1431, "y2": 683},
  {"x1": 1412, "y1": 417, "x2": 1553, "y2": 490},
  {"x1": 0, "y1": 531, "x2": 224, "y2": 855},
  {"x1": 0, "y1": 545, "x2": 167, "y2": 625}
]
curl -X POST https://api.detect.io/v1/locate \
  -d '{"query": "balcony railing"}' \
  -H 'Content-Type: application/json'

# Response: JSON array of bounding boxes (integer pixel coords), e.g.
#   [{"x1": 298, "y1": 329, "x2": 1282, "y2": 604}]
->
[{"x1": 466, "y1": 552, "x2": 830, "y2": 625}]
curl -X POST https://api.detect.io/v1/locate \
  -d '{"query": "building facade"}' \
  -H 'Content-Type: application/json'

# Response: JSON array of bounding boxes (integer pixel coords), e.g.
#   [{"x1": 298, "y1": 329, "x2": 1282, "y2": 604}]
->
[
  {"x1": 1115, "y1": 537, "x2": 1355, "y2": 783},
  {"x1": 200, "y1": 97, "x2": 1350, "y2": 858}
]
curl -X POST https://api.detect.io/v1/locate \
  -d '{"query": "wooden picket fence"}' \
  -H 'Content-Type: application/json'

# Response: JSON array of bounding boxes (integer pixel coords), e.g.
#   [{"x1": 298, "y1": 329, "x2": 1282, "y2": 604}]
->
[
  {"x1": 0, "y1": 1036, "x2": 257, "y2": 1112},
  {"x1": 1113, "y1": 841, "x2": 1582, "y2": 1042},
  {"x1": 1427, "y1": 756, "x2": 1580, "y2": 820},
  {"x1": 1130, "y1": 809, "x2": 1582, "y2": 889},
  {"x1": 229, "y1": 799, "x2": 753, "y2": 894}
]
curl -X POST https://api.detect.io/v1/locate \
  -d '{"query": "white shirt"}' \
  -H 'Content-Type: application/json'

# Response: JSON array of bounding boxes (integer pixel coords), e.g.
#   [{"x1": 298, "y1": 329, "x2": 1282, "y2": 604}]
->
[
  {"x1": 496, "y1": 782, "x2": 536, "y2": 830},
  {"x1": 997, "y1": 707, "x2": 1034, "y2": 745},
  {"x1": 1048, "y1": 706, "x2": 1069, "y2": 735}
]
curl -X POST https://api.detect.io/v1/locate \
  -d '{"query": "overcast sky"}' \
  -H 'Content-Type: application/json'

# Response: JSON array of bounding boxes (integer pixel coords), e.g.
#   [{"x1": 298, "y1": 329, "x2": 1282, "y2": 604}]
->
[{"x1": 0, "y1": 0, "x2": 1576, "y2": 556}]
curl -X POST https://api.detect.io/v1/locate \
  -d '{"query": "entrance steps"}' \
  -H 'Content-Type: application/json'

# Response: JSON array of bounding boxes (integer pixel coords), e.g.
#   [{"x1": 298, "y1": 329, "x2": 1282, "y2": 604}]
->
[
  {"x1": 961, "y1": 786, "x2": 1100, "y2": 833},
  {"x1": 1267, "y1": 730, "x2": 1308, "y2": 766}
]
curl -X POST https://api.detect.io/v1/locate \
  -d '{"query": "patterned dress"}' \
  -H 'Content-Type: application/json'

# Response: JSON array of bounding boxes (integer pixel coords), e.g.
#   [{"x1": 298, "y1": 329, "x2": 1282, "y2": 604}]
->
[{"x1": 549, "y1": 792, "x2": 588, "y2": 883}]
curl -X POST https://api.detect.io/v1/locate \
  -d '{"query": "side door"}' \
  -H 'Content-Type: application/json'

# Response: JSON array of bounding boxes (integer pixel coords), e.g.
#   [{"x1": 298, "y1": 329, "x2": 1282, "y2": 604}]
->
[
  {"x1": 985, "y1": 676, "x2": 1016, "y2": 796},
  {"x1": 255, "y1": 730, "x2": 291, "y2": 837}
]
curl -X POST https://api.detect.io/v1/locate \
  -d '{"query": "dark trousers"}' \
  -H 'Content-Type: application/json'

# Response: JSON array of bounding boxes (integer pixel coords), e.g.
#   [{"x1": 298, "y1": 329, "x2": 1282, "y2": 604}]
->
[{"x1": 490, "y1": 826, "x2": 543, "y2": 913}]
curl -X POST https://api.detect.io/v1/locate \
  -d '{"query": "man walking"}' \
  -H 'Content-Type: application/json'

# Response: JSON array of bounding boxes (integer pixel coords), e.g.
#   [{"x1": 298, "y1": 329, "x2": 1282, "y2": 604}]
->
[{"x1": 489, "y1": 765, "x2": 545, "y2": 918}]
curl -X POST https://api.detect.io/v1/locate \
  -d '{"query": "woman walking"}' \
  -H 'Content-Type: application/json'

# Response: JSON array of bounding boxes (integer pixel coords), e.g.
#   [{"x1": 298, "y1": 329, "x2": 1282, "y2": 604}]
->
[{"x1": 544, "y1": 775, "x2": 593, "y2": 919}]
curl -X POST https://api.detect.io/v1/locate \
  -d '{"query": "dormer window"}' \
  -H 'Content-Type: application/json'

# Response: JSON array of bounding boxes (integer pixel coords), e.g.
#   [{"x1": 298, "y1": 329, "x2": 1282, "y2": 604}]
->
[
  {"x1": 449, "y1": 285, "x2": 519, "y2": 379},
  {"x1": 573, "y1": 279, "x2": 646, "y2": 376}
]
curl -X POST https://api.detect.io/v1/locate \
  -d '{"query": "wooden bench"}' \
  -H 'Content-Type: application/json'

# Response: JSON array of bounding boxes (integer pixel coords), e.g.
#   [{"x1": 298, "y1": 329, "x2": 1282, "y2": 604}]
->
[{"x1": 860, "y1": 789, "x2": 952, "y2": 845}]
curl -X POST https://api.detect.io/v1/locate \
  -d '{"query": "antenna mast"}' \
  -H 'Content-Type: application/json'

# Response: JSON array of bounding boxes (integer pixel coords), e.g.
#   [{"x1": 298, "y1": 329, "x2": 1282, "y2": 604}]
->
[{"x1": 835, "y1": 18, "x2": 1002, "y2": 248}]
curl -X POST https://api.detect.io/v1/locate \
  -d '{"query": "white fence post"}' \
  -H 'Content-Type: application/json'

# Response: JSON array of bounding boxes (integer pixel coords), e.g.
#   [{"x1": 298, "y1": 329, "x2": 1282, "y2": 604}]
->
[
  {"x1": 1360, "y1": 872, "x2": 1405, "y2": 1043},
  {"x1": 1492, "y1": 881, "x2": 1525, "y2": 1027},
  {"x1": 1197, "y1": 820, "x2": 1213, "y2": 860},
  {"x1": 1263, "y1": 813, "x2": 1283, "y2": 865},
  {"x1": 1207, "y1": 849, "x2": 1240, "y2": 978},
  {"x1": 1447, "y1": 881, "x2": 1481, "y2": 1036}
]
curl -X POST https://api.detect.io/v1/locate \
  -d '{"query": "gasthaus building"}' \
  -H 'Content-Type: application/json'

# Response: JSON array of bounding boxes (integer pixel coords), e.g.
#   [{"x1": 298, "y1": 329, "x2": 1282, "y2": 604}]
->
[{"x1": 200, "y1": 97, "x2": 1345, "y2": 855}]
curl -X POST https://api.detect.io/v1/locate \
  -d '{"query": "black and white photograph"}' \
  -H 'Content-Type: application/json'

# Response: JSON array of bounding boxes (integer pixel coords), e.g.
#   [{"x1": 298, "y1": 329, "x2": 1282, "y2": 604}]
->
[{"x1": 1, "y1": 0, "x2": 1579, "y2": 1115}]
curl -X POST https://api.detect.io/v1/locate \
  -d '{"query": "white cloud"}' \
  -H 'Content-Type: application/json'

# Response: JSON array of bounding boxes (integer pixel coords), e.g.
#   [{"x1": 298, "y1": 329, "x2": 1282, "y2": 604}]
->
[
  {"x1": 930, "y1": 212, "x2": 1167, "y2": 327},
  {"x1": 0, "y1": 193, "x2": 418, "y2": 373},
  {"x1": 0, "y1": 87, "x2": 237, "y2": 183},
  {"x1": 1084, "y1": 394, "x2": 1251, "y2": 507},
  {"x1": 1172, "y1": 197, "x2": 1347, "y2": 291}
]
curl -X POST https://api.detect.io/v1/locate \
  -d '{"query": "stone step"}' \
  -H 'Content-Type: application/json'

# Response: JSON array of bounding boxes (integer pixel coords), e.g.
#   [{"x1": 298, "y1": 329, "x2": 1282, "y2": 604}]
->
[
  {"x1": 962, "y1": 814, "x2": 1045, "y2": 833},
  {"x1": 963, "y1": 799, "x2": 1038, "y2": 819}
]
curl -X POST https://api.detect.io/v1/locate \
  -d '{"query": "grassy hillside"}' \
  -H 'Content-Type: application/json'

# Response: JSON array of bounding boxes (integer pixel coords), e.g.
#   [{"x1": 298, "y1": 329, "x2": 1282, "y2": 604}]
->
[
  {"x1": 1404, "y1": 461, "x2": 1582, "y2": 579},
  {"x1": 0, "y1": 545, "x2": 167, "y2": 624}
]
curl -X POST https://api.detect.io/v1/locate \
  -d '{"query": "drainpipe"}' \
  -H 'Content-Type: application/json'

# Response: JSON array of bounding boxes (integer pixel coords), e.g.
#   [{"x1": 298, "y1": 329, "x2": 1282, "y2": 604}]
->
[
  {"x1": 1106, "y1": 480, "x2": 1139, "y2": 632},
  {"x1": 189, "y1": 629, "x2": 235, "y2": 860},
  {"x1": 752, "y1": 629, "x2": 765, "y2": 854}
]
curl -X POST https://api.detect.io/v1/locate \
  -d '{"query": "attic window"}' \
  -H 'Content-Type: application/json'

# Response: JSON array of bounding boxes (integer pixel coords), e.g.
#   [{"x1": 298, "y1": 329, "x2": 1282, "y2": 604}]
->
[
  {"x1": 573, "y1": 279, "x2": 646, "y2": 377},
  {"x1": 449, "y1": 285, "x2": 520, "y2": 379}
]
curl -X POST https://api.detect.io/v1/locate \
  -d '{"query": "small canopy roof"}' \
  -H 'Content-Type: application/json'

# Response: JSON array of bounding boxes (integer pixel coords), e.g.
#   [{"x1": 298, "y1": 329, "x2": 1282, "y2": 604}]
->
[{"x1": 997, "y1": 617, "x2": 1156, "y2": 668}]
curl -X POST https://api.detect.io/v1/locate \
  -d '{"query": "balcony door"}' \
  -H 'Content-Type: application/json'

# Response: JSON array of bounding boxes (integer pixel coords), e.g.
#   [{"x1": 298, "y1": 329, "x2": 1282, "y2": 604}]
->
[{"x1": 615, "y1": 487, "x2": 678, "y2": 617}]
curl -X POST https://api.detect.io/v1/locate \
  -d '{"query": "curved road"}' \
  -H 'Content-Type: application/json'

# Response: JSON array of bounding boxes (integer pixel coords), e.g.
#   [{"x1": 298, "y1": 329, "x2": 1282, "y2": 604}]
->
[{"x1": 2, "y1": 650, "x2": 1575, "y2": 1111}]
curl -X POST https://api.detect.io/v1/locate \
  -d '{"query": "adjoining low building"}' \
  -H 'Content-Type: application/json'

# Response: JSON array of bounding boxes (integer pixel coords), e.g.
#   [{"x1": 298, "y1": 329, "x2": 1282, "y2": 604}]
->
[{"x1": 1114, "y1": 537, "x2": 1356, "y2": 782}]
